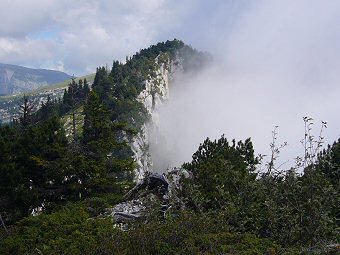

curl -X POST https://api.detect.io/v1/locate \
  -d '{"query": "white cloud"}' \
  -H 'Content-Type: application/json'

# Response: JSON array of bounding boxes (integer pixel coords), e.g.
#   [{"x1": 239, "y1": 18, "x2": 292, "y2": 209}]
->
[
  {"x1": 0, "y1": 37, "x2": 56, "y2": 67},
  {"x1": 0, "y1": 0, "x2": 61, "y2": 38},
  {"x1": 0, "y1": 0, "x2": 201, "y2": 74},
  {"x1": 149, "y1": 0, "x2": 340, "y2": 170}
]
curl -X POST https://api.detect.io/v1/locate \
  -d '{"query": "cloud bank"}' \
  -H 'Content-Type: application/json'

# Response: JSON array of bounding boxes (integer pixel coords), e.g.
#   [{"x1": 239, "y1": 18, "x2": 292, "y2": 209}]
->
[
  {"x1": 0, "y1": 0, "x2": 199, "y2": 74},
  {"x1": 150, "y1": 0, "x2": 340, "y2": 170}
]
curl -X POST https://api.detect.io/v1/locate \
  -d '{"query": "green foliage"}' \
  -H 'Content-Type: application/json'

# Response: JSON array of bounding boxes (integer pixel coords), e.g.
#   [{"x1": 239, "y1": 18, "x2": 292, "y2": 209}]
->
[
  {"x1": 110, "y1": 212, "x2": 279, "y2": 255},
  {"x1": 82, "y1": 91, "x2": 135, "y2": 187},
  {"x1": 256, "y1": 169, "x2": 338, "y2": 246},
  {"x1": 0, "y1": 115, "x2": 68, "y2": 222},
  {"x1": 182, "y1": 134, "x2": 339, "y2": 248},
  {"x1": 93, "y1": 64, "x2": 149, "y2": 132},
  {"x1": 83, "y1": 91, "x2": 112, "y2": 151},
  {"x1": 182, "y1": 136, "x2": 258, "y2": 212},
  {"x1": 317, "y1": 138, "x2": 340, "y2": 188},
  {"x1": 0, "y1": 209, "x2": 279, "y2": 255},
  {"x1": 61, "y1": 78, "x2": 90, "y2": 115},
  {"x1": 0, "y1": 203, "x2": 118, "y2": 255},
  {"x1": 316, "y1": 140, "x2": 340, "y2": 234}
]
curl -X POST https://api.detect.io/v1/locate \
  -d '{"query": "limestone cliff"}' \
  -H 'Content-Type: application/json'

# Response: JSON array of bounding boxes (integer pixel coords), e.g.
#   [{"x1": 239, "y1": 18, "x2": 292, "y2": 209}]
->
[{"x1": 131, "y1": 53, "x2": 184, "y2": 180}]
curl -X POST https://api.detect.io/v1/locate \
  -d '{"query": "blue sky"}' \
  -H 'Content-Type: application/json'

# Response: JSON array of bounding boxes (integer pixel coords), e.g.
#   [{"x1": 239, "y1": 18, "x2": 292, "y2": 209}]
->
[{"x1": 29, "y1": 29, "x2": 60, "y2": 40}]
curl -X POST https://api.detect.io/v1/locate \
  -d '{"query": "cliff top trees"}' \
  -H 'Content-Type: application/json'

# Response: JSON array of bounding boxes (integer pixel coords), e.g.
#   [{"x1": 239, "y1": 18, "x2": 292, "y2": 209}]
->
[
  {"x1": 183, "y1": 135, "x2": 258, "y2": 211},
  {"x1": 317, "y1": 138, "x2": 340, "y2": 187},
  {"x1": 83, "y1": 91, "x2": 112, "y2": 153}
]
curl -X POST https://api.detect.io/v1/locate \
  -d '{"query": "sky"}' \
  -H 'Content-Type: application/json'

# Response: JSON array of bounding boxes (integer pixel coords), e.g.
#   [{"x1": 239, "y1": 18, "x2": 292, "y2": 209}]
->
[
  {"x1": 1, "y1": 0, "x2": 340, "y2": 169},
  {"x1": 0, "y1": 0, "x2": 252, "y2": 75}
]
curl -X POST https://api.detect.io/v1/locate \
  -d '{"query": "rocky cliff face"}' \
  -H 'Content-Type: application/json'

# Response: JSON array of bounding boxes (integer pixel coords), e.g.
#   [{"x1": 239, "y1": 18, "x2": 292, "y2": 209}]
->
[
  {"x1": 0, "y1": 63, "x2": 71, "y2": 95},
  {"x1": 131, "y1": 54, "x2": 184, "y2": 181}
]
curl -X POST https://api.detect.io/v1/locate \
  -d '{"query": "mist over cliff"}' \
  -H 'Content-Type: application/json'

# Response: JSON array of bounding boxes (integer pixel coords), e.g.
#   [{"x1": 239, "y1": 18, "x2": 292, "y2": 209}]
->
[{"x1": 150, "y1": 1, "x2": 340, "y2": 170}]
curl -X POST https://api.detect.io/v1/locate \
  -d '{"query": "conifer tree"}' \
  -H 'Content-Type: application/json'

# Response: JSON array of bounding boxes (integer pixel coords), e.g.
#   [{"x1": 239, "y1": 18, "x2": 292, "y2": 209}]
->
[
  {"x1": 19, "y1": 95, "x2": 34, "y2": 130},
  {"x1": 83, "y1": 78, "x2": 90, "y2": 100},
  {"x1": 83, "y1": 91, "x2": 113, "y2": 153}
]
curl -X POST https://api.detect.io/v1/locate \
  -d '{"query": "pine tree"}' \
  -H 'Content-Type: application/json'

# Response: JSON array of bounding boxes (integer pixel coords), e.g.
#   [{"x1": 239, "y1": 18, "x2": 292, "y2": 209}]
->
[
  {"x1": 83, "y1": 78, "x2": 90, "y2": 100},
  {"x1": 183, "y1": 135, "x2": 258, "y2": 211},
  {"x1": 83, "y1": 91, "x2": 113, "y2": 153},
  {"x1": 19, "y1": 95, "x2": 34, "y2": 130},
  {"x1": 93, "y1": 67, "x2": 107, "y2": 88},
  {"x1": 317, "y1": 139, "x2": 340, "y2": 186}
]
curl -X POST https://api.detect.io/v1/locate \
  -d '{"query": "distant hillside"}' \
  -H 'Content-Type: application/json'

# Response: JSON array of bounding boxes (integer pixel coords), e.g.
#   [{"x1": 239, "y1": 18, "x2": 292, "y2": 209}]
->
[
  {"x1": 0, "y1": 63, "x2": 72, "y2": 95},
  {"x1": 0, "y1": 73, "x2": 95, "y2": 123}
]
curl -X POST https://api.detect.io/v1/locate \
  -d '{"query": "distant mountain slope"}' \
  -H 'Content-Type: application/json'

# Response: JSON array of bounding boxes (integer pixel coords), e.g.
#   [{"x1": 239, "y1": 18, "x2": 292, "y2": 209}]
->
[
  {"x1": 0, "y1": 63, "x2": 72, "y2": 95},
  {"x1": 0, "y1": 73, "x2": 95, "y2": 123}
]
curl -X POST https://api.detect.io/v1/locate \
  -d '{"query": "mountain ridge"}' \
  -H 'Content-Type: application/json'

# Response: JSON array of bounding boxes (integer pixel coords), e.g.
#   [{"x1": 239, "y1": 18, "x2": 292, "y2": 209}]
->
[{"x1": 0, "y1": 63, "x2": 72, "y2": 95}]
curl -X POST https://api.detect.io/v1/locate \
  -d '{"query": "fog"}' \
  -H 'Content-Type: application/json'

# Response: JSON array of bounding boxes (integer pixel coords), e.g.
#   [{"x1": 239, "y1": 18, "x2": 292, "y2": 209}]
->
[{"x1": 150, "y1": 0, "x2": 340, "y2": 171}]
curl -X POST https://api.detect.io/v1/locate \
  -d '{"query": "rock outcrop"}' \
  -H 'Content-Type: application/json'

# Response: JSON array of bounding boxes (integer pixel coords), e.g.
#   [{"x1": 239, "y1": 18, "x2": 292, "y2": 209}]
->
[
  {"x1": 107, "y1": 168, "x2": 190, "y2": 223},
  {"x1": 131, "y1": 54, "x2": 184, "y2": 181}
]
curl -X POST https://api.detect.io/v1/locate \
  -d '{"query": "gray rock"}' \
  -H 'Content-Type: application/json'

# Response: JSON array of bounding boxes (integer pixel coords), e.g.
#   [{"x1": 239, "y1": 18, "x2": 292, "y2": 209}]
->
[{"x1": 107, "y1": 168, "x2": 190, "y2": 224}]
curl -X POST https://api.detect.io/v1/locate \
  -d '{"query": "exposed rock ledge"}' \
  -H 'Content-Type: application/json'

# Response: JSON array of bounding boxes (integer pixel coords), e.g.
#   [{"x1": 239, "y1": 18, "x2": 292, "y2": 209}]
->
[{"x1": 106, "y1": 168, "x2": 190, "y2": 224}]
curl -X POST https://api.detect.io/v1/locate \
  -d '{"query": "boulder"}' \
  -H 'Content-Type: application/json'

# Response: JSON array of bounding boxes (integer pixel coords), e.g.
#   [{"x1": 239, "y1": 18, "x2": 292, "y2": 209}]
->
[{"x1": 107, "y1": 168, "x2": 189, "y2": 223}]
